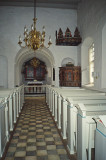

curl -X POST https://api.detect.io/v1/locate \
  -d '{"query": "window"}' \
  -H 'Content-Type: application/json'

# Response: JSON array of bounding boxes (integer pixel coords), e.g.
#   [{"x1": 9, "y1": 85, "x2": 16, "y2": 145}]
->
[{"x1": 89, "y1": 43, "x2": 94, "y2": 84}]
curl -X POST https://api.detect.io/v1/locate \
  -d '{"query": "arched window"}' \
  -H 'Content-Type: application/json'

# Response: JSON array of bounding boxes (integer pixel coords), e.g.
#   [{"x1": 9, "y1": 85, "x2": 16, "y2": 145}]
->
[{"x1": 89, "y1": 43, "x2": 94, "y2": 84}]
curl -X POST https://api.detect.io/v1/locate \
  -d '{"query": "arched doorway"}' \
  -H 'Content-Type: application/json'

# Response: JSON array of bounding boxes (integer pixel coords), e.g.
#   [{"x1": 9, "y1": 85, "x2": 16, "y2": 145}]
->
[{"x1": 15, "y1": 47, "x2": 55, "y2": 86}]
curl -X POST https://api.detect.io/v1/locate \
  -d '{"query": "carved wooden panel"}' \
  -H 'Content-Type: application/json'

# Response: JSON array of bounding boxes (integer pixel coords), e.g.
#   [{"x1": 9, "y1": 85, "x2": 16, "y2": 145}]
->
[
  {"x1": 22, "y1": 57, "x2": 47, "y2": 81},
  {"x1": 59, "y1": 66, "x2": 81, "y2": 87}
]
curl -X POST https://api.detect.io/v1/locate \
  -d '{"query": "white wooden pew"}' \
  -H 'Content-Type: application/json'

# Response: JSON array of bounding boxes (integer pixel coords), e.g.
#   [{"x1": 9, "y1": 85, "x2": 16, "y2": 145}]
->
[
  {"x1": 66, "y1": 97, "x2": 106, "y2": 154},
  {"x1": 94, "y1": 116, "x2": 106, "y2": 160},
  {"x1": 77, "y1": 103, "x2": 106, "y2": 160},
  {"x1": 47, "y1": 86, "x2": 85, "y2": 113},
  {"x1": 51, "y1": 87, "x2": 105, "y2": 117},
  {"x1": 66, "y1": 95, "x2": 106, "y2": 152},
  {"x1": 0, "y1": 86, "x2": 24, "y2": 129},
  {"x1": 0, "y1": 90, "x2": 14, "y2": 131},
  {"x1": 59, "y1": 91, "x2": 106, "y2": 139},
  {"x1": 0, "y1": 85, "x2": 24, "y2": 158},
  {"x1": 49, "y1": 87, "x2": 87, "y2": 120},
  {"x1": 0, "y1": 98, "x2": 9, "y2": 158},
  {"x1": 46, "y1": 86, "x2": 106, "y2": 160},
  {"x1": 47, "y1": 86, "x2": 106, "y2": 131},
  {"x1": 46, "y1": 85, "x2": 51, "y2": 105}
]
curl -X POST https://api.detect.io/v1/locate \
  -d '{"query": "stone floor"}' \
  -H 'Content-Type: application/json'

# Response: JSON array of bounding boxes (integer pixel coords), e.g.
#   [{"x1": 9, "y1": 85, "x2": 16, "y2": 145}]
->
[{"x1": 4, "y1": 97, "x2": 76, "y2": 160}]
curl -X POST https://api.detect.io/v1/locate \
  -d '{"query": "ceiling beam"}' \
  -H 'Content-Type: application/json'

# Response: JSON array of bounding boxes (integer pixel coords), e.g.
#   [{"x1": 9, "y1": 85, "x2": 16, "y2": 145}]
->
[{"x1": 0, "y1": 0, "x2": 81, "y2": 9}]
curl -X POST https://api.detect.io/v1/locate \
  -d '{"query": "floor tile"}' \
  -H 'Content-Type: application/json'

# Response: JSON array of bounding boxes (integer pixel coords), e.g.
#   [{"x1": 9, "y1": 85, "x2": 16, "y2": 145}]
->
[
  {"x1": 47, "y1": 145, "x2": 56, "y2": 150},
  {"x1": 17, "y1": 143, "x2": 26, "y2": 147},
  {"x1": 25, "y1": 156, "x2": 37, "y2": 160},
  {"x1": 45, "y1": 137, "x2": 54, "y2": 141},
  {"x1": 37, "y1": 150, "x2": 47, "y2": 156},
  {"x1": 15, "y1": 151, "x2": 26, "y2": 157},
  {"x1": 48, "y1": 155, "x2": 60, "y2": 160},
  {"x1": 27, "y1": 139, "x2": 36, "y2": 143},
  {"x1": 4, "y1": 97, "x2": 71, "y2": 160},
  {"x1": 26, "y1": 146, "x2": 36, "y2": 151},
  {"x1": 37, "y1": 156, "x2": 48, "y2": 160},
  {"x1": 8, "y1": 147, "x2": 16, "y2": 152},
  {"x1": 26, "y1": 151, "x2": 36, "y2": 156},
  {"x1": 57, "y1": 149, "x2": 67, "y2": 155},
  {"x1": 36, "y1": 142, "x2": 46, "y2": 146},
  {"x1": 47, "y1": 150, "x2": 58, "y2": 155}
]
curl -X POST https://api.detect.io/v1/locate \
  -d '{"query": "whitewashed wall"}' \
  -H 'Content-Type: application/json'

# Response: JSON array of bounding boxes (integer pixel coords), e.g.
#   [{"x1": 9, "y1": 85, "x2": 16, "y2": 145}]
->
[
  {"x1": 0, "y1": 6, "x2": 78, "y2": 88},
  {"x1": 77, "y1": 0, "x2": 106, "y2": 91},
  {"x1": 0, "y1": 55, "x2": 8, "y2": 88}
]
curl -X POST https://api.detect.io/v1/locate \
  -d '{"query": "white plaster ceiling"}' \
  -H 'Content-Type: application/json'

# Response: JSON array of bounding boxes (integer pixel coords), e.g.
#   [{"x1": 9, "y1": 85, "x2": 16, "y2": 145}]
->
[{"x1": 0, "y1": 0, "x2": 81, "y2": 9}]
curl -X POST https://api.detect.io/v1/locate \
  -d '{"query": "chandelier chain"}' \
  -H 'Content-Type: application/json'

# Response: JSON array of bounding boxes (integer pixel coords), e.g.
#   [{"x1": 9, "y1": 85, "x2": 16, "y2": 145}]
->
[
  {"x1": 34, "y1": 0, "x2": 36, "y2": 19},
  {"x1": 18, "y1": 0, "x2": 52, "y2": 51}
]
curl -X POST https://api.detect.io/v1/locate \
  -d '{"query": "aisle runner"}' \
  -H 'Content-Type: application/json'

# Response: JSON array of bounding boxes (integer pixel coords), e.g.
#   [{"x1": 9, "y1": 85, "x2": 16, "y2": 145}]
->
[{"x1": 5, "y1": 97, "x2": 70, "y2": 160}]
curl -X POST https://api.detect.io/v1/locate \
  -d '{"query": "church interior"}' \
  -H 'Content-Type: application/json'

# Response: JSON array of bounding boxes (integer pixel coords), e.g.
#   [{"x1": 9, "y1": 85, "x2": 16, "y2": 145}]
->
[{"x1": 0, "y1": 0, "x2": 106, "y2": 160}]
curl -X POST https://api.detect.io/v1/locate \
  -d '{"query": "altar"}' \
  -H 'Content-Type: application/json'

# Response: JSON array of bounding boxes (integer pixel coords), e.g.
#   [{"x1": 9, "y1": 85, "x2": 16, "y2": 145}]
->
[{"x1": 27, "y1": 81, "x2": 43, "y2": 85}]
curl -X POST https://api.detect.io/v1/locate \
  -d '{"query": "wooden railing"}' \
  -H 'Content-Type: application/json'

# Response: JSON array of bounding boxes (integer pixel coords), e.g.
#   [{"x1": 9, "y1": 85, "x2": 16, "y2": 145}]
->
[
  {"x1": 24, "y1": 85, "x2": 46, "y2": 95},
  {"x1": 0, "y1": 85, "x2": 24, "y2": 158}
]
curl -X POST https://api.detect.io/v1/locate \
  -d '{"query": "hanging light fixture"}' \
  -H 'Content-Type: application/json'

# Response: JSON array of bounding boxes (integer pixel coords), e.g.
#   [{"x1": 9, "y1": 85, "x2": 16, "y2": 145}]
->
[{"x1": 18, "y1": 0, "x2": 52, "y2": 51}]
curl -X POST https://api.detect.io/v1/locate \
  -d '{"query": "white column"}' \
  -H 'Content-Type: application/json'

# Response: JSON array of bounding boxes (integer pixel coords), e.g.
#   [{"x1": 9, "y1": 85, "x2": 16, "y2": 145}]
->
[
  {"x1": 22, "y1": 85, "x2": 24, "y2": 105},
  {"x1": 48, "y1": 88, "x2": 51, "y2": 109},
  {"x1": 5, "y1": 100, "x2": 9, "y2": 141},
  {"x1": 9, "y1": 94, "x2": 13, "y2": 131},
  {"x1": 46, "y1": 86, "x2": 47, "y2": 103},
  {"x1": 46, "y1": 86, "x2": 49, "y2": 105},
  {"x1": 18, "y1": 89, "x2": 21, "y2": 113},
  {"x1": 61, "y1": 98, "x2": 67, "y2": 139},
  {"x1": 88, "y1": 124, "x2": 92, "y2": 160},
  {"x1": 13, "y1": 92, "x2": 16, "y2": 123},
  {"x1": 54, "y1": 92, "x2": 58, "y2": 122},
  {"x1": 52, "y1": 91, "x2": 55, "y2": 116},
  {"x1": 20, "y1": 88, "x2": 22, "y2": 110},
  {"x1": 57, "y1": 94, "x2": 61, "y2": 129},
  {"x1": 16, "y1": 91, "x2": 19, "y2": 117},
  {"x1": 67, "y1": 103, "x2": 75, "y2": 154},
  {"x1": 50, "y1": 89, "x2": 52, "y2": 112}
]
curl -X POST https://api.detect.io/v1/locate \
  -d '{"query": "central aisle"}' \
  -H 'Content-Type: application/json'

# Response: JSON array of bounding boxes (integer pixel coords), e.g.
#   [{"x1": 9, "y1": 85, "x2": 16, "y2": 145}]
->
[{"x1": 5, "y1": 97, "x2": 72, "y2": 160}]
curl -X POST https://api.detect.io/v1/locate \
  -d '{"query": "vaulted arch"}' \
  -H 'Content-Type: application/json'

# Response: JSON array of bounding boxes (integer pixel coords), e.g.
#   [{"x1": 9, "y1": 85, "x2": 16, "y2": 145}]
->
[{"x1": 15, "y1": 47, "x2": 55, "y2": 86}]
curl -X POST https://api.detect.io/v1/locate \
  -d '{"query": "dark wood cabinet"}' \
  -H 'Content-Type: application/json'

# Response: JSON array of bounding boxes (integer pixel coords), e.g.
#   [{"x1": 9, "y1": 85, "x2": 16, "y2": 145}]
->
[{"x1": 59, "y1": 66, "x2": 81, "y2": 87}]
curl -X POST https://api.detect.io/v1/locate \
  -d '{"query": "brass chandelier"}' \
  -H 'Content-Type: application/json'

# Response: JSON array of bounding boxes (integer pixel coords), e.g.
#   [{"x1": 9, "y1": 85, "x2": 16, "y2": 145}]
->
[{"x1": 18, "y1": 0, "x2": 52, "y2": 51}]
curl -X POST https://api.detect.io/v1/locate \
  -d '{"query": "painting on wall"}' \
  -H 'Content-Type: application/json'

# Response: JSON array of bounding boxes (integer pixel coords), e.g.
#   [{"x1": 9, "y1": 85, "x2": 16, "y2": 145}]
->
[{"x1": 27, "y1": 67, "x2": 34, "y2": 79}]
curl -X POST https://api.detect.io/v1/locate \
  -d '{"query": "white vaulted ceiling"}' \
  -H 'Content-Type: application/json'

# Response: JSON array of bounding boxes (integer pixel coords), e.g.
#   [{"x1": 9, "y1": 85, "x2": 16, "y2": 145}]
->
[{"x1": 0, "y1": 0, "x2": 81, "y2": 9}]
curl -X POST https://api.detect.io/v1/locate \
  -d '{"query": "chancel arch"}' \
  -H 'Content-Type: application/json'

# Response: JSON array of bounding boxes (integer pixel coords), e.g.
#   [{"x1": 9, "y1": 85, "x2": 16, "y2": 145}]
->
[{"x1": 15, "y1": 47, "x2": 55, "y2": 86}]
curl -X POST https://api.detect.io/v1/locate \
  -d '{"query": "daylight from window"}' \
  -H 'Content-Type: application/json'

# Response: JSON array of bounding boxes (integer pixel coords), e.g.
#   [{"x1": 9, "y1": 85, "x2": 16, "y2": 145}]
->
[{"x1": 89, "y1": 43, "x2": 94, "y2": 84}]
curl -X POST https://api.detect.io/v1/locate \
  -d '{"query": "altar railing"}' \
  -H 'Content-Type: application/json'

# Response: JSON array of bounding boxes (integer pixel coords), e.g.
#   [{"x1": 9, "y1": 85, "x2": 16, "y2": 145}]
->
[{"x1": 24, "y1": 85, "x2": 46, "y2": 95}]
